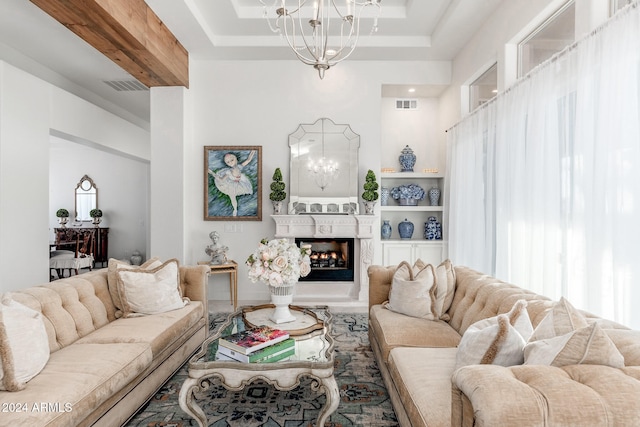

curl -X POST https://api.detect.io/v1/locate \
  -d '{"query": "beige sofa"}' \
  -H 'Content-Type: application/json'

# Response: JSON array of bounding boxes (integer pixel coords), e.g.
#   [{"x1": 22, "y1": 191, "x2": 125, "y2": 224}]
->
[
  {"x1": 0, "y1": 264, "x2": 209, "y2": 427},
  {"x1": 368, "y1": 264, "x2": 640, "y2": 427}
]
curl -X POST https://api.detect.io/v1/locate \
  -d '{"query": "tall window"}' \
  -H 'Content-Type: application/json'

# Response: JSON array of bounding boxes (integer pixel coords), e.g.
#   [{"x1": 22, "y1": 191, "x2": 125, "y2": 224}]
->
[
  {"x1": 519, "y1": 1, "x2": 575, "y2": 76},
  {"x1": 611, "y1": 0, "x2": 633, "y2": 15},
  {"x1": 448, "y1": 2, "x2": 640, "y2": 329},
  {"x1": 469, "y1": 63, "x2": 498, "y2": 112}
]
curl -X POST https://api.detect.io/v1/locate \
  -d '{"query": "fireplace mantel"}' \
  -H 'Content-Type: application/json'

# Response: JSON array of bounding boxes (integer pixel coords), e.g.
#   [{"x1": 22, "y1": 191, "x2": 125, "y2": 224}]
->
[
  {"x1": 271, "y1": 214, "x2": 376, "y2": 239},
  {"x1": 272, "y1": 215, "x2": 376, "y2": 307}
]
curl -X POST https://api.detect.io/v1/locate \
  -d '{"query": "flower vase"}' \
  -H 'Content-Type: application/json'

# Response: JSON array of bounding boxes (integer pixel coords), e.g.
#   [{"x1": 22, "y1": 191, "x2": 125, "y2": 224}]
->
[
  {"x1": 269, "y1": 285, "x2": 296, "y2": 324},
  {"x1": 399, "y1": 198, "x2": 418, "y2": 206},
  {"x1": 57, "y1": 217, "x2": 69, "y2": 228},
  {"x1": 92, "y1": 217, "x2": 102, "y2": 227}
]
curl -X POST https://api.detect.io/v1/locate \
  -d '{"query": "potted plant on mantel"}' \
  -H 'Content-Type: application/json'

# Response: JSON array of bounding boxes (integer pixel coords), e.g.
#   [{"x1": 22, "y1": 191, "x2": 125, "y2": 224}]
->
[
  {"x1": 362, "y1": 169, "x2": 379, "y2": 215},
  {"x1": 269, "y1": 168, "x2": 286, "y2": 215},
  {"x1": 56, "y1": 208, "x2": 69, "y2": 228},
  {"x1": 89, "y1": 208, "x2": 103, "y2": 227}
]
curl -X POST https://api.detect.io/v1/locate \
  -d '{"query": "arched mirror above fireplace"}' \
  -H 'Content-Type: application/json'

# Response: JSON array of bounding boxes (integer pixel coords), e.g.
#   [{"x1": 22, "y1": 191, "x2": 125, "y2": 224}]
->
[{"x1": 288, "y1": 118, "x2": 360, "y2": 214}]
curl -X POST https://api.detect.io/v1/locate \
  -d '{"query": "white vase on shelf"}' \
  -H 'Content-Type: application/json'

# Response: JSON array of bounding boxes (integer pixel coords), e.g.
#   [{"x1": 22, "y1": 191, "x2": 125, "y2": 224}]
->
[{"x1": 269, "y1": 284, "x2": 296, "y2": 324}]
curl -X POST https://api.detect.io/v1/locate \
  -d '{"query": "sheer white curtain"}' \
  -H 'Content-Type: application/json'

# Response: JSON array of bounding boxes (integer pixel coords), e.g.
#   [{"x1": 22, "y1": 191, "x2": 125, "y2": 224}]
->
[
  {"x1": 447, "y1": 3, "x2": 640, "y2": 328},
  {"x1": 446, "y1": 101, "x2": 497, "y2": 273}
]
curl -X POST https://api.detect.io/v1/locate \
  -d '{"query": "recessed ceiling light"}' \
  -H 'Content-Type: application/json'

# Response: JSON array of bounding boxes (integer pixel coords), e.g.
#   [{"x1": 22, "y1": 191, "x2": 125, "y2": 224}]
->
[
  {"x1": 492, "y1": 89, "x2": 498, "y2": 93},
  {"x1": 408, "y1": 88, "x2": 416, "y2": 93}
]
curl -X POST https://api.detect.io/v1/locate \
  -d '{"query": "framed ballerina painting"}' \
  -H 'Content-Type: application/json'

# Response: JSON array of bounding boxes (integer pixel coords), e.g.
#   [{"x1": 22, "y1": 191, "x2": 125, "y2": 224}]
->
[{"x1": 204, "y1": 146, "x2": 262, "y2": 221}]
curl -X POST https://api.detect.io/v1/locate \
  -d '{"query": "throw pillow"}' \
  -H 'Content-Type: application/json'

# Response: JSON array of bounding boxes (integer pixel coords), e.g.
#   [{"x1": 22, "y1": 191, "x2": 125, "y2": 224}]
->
[
  {"x1": 455, "y1": 299, "x2": 533, "y2": 369},
  {"x1": 0, "y1": 293, "x2": 50, "y2": 391},
  {"x1": 529, "y1": 297, "x2": 588, "y2": 342},
  {"x1": 116, "y1": 258, "x2": 188, "y2": 318},
  {"x1": 524, "y1": 322, "x2": 624, "y2": 368},
  {"x1": 434, "y1": 259, "x2": 456, "y2": 320},
  {"x1": 385, "y1": 261, "x2": 437, "y2": 319},
  {"x1": 108, "y1": 257, "x2": 161, "y2": 316}
]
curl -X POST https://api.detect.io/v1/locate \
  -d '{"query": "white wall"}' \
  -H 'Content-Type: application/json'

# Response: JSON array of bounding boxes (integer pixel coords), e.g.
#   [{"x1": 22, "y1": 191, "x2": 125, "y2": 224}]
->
[
  {"x1": 0, "y1": 60, "x2": 150, "y2": 292},
  {"x1": 0, "y1": 61, "x2": 50, "y2": 289},
  {"x1": 381, "y1": 97, "x2": 443, "y2": 173},
  {"x1": 181, "y1": 59, "x2": 451, "y2": 302},
  {"x1": 49, "y1": 136, "x2": 149, "y2": 261}
]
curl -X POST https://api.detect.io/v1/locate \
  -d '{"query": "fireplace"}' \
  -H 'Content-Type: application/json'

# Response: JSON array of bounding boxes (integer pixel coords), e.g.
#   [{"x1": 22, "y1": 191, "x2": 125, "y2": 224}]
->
[
  {"x1": 295, "y1": 238, "x2": 354, "y2": 282},
  {"x1": 272, "y1": 214, "x2": 376, "y2": 307}
]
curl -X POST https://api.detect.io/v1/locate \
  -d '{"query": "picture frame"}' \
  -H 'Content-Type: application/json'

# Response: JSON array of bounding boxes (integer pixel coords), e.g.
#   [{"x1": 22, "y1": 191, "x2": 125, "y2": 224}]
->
[{"x1": 204, "y1": 146, "x2": 262, "y2": 221}]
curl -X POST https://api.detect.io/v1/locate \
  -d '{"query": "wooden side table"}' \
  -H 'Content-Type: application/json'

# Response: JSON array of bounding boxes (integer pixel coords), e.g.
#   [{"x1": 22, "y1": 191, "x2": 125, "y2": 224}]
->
[{"x1": 199, "y1": 261, "x2": 238, "y2": 309}]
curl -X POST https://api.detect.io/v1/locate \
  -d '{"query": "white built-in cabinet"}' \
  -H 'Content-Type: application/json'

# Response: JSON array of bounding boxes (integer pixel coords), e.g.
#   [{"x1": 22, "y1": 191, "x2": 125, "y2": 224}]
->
[{"x1": 380, "y1": 172, "x2": 446, "y2": 266}]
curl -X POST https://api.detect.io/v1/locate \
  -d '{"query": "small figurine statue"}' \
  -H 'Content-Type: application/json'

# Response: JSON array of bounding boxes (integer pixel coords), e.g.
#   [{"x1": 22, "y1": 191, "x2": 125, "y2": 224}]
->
[{"x1": 205, "y1": 231, "x2": 229, "y2": 265}]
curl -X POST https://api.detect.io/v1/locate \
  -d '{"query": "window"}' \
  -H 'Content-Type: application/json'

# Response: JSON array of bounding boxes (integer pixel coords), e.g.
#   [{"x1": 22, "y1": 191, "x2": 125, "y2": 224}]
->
[
  {"x1": 469, "y1": 63, "x2": 498, "y2": 112},
  {"x1": 611, "y1": 0, "x2": 633, "y2": 15},
  {"x1": 518, "y1": 1, "x2": 575, "y2": 77}
]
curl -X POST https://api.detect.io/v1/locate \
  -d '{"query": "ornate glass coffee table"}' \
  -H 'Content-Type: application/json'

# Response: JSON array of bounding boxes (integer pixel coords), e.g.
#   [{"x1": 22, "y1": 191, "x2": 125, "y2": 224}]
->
[{"x1": 179, "y1": 305, "x2": 338, "y2": 426}]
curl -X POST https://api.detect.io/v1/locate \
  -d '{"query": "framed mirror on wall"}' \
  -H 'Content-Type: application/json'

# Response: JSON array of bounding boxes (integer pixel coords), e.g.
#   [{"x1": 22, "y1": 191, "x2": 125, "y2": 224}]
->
[
  {"x1": 289, "y1": 118, "x2": 360, "y2": 214},
  {"x1": 75, "y1": 175, "x2": 97, "y2": 221}
]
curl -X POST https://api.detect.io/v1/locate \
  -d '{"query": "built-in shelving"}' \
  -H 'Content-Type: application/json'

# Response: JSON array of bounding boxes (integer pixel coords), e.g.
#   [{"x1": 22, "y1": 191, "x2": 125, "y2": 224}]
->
[{"x1": 379, "y1": 171, "x2": 446, "y2": 265}]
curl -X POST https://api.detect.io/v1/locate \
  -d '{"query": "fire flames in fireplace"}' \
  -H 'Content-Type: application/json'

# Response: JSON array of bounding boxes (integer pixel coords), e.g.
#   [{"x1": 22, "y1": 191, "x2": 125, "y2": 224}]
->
[
  {"x1": 296, "y1": 238, "x2": 354, "y2": 281},
  {"x1": 309, "y1": 250, "x2": 346, "y2": 269}
]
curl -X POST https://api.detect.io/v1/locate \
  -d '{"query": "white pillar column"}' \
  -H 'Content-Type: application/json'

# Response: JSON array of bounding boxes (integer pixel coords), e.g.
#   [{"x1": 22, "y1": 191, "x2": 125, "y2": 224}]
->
[{"x1": 149, "y1": 86, "x2": 188, "y2": 261}]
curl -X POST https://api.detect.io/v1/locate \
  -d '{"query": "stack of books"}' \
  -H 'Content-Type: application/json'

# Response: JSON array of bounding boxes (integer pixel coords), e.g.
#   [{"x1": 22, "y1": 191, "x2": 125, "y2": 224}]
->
[{"x1": 217, "y1": 325, "x2": 295, "y2": 363}]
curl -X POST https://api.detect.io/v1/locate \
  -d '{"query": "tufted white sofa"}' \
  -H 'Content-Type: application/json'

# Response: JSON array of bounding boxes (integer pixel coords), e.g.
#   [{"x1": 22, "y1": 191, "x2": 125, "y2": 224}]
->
[
  {"x1": 0, "y1": 265, "x2": 209, "y2": 427},
  {"x1": 367, "y1": 264, "x2": 640, "y2": 427}
]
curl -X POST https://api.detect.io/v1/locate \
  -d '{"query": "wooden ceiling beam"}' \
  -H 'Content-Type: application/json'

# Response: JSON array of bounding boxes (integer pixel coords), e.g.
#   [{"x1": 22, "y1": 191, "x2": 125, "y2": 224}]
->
[{"x1": 29, "y1": 0, "x2": 189, "y2": 88}]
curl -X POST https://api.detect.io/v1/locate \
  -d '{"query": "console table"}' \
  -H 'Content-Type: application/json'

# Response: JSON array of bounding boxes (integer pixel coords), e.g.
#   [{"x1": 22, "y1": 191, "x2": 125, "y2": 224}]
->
[{"x1": 54, "y1": 227, "x2": 109, "y2": 267}]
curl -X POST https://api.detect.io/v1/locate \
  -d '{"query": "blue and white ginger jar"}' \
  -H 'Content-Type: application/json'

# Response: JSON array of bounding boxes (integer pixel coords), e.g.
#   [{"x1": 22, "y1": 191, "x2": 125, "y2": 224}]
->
[
  {"x1": 399, "y1": 145, "x2": 416, "y2": 172},
  {"x1": 424, "y1": 216, "x2": 442, "y2": 240},
  {"x1": 398, "y1": 218, "x2": 414, "y2": 239}
]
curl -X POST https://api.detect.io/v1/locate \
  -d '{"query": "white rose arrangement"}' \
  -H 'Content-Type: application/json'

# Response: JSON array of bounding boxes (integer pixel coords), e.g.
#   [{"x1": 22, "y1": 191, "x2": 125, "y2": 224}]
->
[{"x1": 246, "y1": 238, "x2": 312, "y2": 287}]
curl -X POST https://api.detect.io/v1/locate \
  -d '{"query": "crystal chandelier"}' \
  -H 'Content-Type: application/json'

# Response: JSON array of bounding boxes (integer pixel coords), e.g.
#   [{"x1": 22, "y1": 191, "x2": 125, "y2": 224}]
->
[
  {"x1": 260, "y1": 0, "x2": 382, "y2": 79},
  {"x1": 307, "y1": 119, "x2": 339, "y2": 190},
  {"x1": 308, "y1": 156, "x2": 339, "y2": 190}
]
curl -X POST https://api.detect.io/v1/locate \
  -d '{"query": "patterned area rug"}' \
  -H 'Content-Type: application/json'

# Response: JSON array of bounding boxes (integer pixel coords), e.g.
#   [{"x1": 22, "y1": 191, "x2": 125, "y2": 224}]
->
[{"x1": 126, "y1": 312, "x2": 399, "y2": 426}]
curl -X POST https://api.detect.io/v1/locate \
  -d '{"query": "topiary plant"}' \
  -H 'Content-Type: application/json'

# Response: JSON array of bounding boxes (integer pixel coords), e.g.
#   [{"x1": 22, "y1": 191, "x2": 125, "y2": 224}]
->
[
  {"x1": 89, "y1": 208, "x2": 103, "y2": 218},
  {"x1": 56, "y1": 208, "x2": 69, "y2": 218},
  {"x1": 362, "y1": 169, "x2": 379, "y2": 201},
  {"x1": 269, "y1": 168, "x2": 286, "y2": 202}
]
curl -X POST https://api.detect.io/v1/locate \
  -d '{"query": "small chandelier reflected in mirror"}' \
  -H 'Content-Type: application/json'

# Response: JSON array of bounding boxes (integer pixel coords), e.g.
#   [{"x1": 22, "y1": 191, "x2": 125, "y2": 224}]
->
[
  {"x1": 308, "y1": 156, "x2": 339, "y2": 190},
  {"x1": 307, "y1": 118, "x2": 339, "y2": 190},
  {"x1": 260, "y1": 0, "x2": 382, "y2": 79}
]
